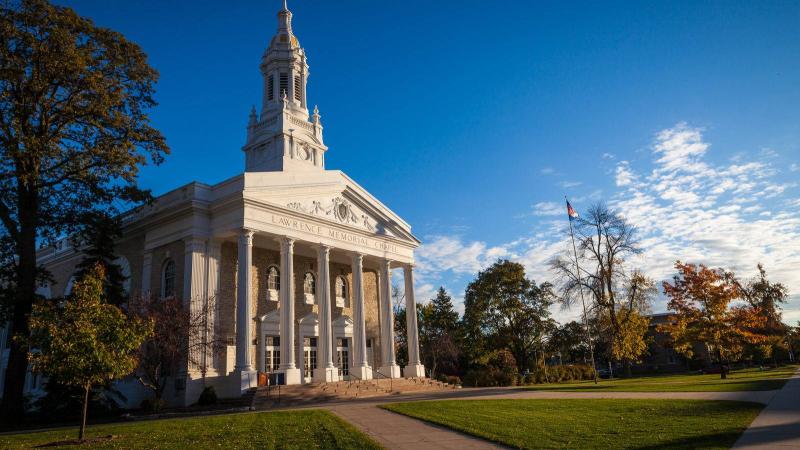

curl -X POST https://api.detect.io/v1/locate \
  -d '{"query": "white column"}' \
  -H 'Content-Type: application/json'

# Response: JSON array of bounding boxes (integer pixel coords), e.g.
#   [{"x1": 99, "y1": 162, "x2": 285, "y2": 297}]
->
[
  {"x1": 350, "y1": 253, "x2": 372, "y2": 380},
  {"x1": 205, "y1": 241, "x2": 221, "y2": 375},
  {"x1": 183, "y1": 238, "x2": 207, "y2": 374},
  {"x1": 403, "y1": 264, "x2": 426, "y2": 378},
  {"x1": 235, "y1": 230, "x2": 255, "y2": 374},
  {"x1": 141, "y1": 250, "x2": 152, "y2": 296},
  {"x1": 278, "y1": 237, "x2": 301, "y2": 384},
  {"x1": 314, "y1": 244, "x2": 338, "y2": 382},
  {"x1": 379, "y1": 259, "x2": 400, "y2": 378}
]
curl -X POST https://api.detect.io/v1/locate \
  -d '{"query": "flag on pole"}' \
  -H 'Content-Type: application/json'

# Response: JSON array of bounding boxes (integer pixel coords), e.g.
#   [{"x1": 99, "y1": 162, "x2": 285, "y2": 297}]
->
[{"x1": 566, "y1": 200, "x2": 579, "y2": 221}]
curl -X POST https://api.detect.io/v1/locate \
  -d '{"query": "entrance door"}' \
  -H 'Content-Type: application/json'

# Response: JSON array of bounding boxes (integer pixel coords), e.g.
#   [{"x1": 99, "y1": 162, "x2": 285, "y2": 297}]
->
[
  {"x1": 303, "y1": 337, "x2": 317, "y2": 383},
  {"x1": 366, "y1": 338, "x2": 375, "y2": 369},
  {"x1": 265, "y1": 336, "x2": 280, "y2": 373},
  {"x1": 336, "y1": 338, "x2": 350, "y2": 380}
]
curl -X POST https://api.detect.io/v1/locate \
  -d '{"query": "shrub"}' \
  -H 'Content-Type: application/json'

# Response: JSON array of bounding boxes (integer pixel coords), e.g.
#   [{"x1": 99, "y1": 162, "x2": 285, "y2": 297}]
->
[
  {"x1": 140, "y1": 398, "x2": 166, "y2": 412},
  {"x1": 445, "y1": 375, "x2": 462, "y2": 385},
  {"x1": 198, "y1": 386, "x2": 218, "y2": 406}
]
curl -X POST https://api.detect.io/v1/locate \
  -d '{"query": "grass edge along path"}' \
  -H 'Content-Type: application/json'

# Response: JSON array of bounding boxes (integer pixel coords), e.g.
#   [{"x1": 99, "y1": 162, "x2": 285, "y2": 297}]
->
[
  {"x1": 523, "y1": 365, "x2": 798, "y2": 392},
  {"x1": 382, "y1": 398, "x2": 763, "y2": 449},
  {"x1": 0, "y1": 409, "x2": 381, "y2": 449}
]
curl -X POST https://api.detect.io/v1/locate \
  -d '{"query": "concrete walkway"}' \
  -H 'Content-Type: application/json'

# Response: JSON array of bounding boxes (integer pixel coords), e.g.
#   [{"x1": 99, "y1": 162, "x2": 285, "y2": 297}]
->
[
  {"x1": 733, "y1": 368, "x2": 800, "y2": 449},
  {"x1": 329, "y1": 403, "x2": 502, "y2": 449}
]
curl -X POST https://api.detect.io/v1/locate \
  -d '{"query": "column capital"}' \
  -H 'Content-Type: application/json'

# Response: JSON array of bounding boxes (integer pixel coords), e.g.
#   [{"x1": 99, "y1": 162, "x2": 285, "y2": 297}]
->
[
  {"x1": 277, "y1": 236, "x2": 295, "y2": 249},
  {"x1": 239, "y1": 228, "x2": 255, "y2": 245},
  {"x1": 351, "y1": 252, "x2": 363, "y2": 264},
  {"x1": 379, "y1": 258, "x2": 393, "y2": 270},
  {"x1": 183, "y1": 237, "x2": 207, "y2": 253},
  {"x1": 317, "y1": 243, "x2": 331, "y2": 256}
]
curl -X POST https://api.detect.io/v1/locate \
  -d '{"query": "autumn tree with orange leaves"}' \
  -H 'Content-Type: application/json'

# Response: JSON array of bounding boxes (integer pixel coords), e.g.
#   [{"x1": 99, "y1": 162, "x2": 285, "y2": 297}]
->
[{"x1": 660, "y1": 262, "x2": 766, "y2": 379}]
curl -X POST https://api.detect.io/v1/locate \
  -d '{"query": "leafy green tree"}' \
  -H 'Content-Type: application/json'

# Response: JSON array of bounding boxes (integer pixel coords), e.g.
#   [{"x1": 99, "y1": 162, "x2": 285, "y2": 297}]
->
[
  {"x1": 463, "y1": 260, "x2": 556, "y2": 372},
  {"x1": 0, "y1": 0, "x2": 168, "y2": 418},
  {"x1": 548, "y1": 321, "x2": 590, "y2": 364},
  {"x1": 27, "y1": 264, "x2": 152, "y2": 440},
  {"x1": 742, "y1": 264, "x2": 789, "y2": 365}
]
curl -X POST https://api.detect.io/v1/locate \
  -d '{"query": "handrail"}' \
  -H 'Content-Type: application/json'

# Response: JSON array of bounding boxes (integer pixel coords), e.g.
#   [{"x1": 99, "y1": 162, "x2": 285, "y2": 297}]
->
[{"x1": 372, "y1": 369, "x2": 393, "y2": 392}]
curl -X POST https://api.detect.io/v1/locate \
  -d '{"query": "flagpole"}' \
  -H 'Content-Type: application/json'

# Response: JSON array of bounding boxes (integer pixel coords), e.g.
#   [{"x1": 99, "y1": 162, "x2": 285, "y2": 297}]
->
[{"x1": 566, "y1": 197, "x2": 599, "y2": 384}]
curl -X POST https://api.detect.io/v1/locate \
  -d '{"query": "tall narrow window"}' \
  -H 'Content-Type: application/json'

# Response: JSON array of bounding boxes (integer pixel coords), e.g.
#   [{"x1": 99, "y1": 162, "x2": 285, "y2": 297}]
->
[
  {"x1": 267, "y1": 265, "x2": 280, "y2": 302},
  {"x1": 162, "y1": 259, "x2": 176, "y2": 298},
  {"x1": 267, "y1": 74, "x2": 274, "y2": 101},
  {"x1": 294, "y1": 75, "x2": 302, "y2": 101},
  {"x1": 279, "y1": 73, "x2": 289, "y2": 98}
]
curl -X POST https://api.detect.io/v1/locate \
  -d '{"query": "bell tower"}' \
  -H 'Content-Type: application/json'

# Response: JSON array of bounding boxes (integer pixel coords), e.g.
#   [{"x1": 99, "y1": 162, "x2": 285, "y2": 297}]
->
[{"x1": 243, "y1": 1, "x2": 327, "y2": 172}]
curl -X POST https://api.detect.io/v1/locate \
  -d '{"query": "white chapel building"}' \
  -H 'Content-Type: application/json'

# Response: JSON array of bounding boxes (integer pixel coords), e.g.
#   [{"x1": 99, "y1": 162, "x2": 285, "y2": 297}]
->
[{"x1": 0, "y1": 2, "x2": 425, "y2": 407}]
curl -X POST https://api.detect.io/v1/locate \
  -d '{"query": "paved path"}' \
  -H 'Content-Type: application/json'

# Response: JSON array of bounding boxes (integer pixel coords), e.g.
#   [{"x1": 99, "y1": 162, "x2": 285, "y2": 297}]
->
[
  {"x1": 329, "y1": 403, "x2": 502, "y2": 449},
  {"x1": 733, "y1": 368, "x2": 800, "y2": 449}
]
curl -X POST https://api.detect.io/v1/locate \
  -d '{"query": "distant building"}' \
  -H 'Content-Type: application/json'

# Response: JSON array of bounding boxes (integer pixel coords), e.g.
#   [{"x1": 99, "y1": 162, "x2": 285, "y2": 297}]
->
[{"x1": 636, "y1": 313, "x2": 712, "y2": 372}]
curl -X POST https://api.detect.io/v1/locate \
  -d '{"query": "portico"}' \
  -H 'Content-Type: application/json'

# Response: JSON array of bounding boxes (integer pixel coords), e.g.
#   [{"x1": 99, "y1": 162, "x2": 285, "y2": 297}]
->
[{"x1": 229, "y1": 214, "x2": 422, "y2": 389}]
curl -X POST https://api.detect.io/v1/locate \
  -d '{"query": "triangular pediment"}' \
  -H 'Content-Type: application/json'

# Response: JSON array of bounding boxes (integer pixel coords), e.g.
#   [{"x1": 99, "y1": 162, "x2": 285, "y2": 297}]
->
[{"x1": 242, "y1": 171, "x2": 419, "y2": 245}]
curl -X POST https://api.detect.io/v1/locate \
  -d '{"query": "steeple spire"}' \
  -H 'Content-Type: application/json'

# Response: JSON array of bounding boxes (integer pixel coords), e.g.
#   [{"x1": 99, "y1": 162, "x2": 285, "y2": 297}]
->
[{"x1": 244, "y1": 0, "x2": 327, "y2": 173}]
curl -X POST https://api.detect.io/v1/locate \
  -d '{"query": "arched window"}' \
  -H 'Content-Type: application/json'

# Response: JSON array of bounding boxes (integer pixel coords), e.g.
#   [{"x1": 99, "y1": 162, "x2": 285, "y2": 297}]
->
[
  {"x1": 266, "y1": 265, "x2": 280, "y2": 302},
  {"x1": 335, "y1": 276, "x2": 347, "y2": 307},
  {"x1": 161, "y1": 259, "x2": 176, "y2": 298},
  {"x1": 303, "y1": 272, "x2": 316, "y2": 304},
  {"x1": 267, "y1": 266, "x2": 280, "y2": 291}
]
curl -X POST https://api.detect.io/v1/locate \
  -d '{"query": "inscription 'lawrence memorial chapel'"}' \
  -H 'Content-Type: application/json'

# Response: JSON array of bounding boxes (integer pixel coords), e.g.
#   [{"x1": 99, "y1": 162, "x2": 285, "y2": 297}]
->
[
  {"x1": 1, "y1": 2, "x2": 426, "y2": 409},
  {"x1": 270, "y1": 214, "x2": 400, "y2": 254}
]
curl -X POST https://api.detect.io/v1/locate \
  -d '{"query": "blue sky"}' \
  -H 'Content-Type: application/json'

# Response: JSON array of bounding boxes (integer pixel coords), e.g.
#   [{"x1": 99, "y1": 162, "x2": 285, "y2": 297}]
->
[{"x1": 58, "y1": 1, "x2": 800, "y2": 322}]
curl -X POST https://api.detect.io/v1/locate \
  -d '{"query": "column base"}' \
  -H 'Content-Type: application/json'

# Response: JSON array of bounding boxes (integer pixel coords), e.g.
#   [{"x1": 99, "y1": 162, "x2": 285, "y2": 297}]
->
[
  {"x1": 313, "y1": 367, "x2": 340, "y2": 383},
  {"x1": 232, "y1": 368, "x2": 257, "y2": 394},
  {"x1": 351, "y1": 365, "x2": 373, "y2": 381},
  {"x1": 281, "y1": 367, "x2": 302, "y2": 385},
  {"x1": 379, "y1": 364, "x2": 401, "y2": 379},
  {"x1": 403, "y1": 364, "x2": 426, "y2": 378}
]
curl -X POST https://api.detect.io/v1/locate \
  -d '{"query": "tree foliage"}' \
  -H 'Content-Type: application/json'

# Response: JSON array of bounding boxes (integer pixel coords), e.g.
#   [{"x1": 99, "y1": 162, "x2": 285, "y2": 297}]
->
[
  {"x1": 0, "y1": 0, "x2": 168, "y2": 418},
  {"x1": 463, "y1": 260, "x2": 556, "y2": 372},
  {"x1": 550, "y1": 204, "x2": 651, "y2": 368},
  {"x1": 73, "y1": 211, "x2": 127, "y2": 305},
  {"x1": 128, "y1": 294, "x2": 220, "y2": 410},
  {"x1": 418, "y1": 287, "x2": 461, "y2": 378},
  {"x1": 660, "y1": 261, "x2": 766, "y2": 377},
  {"x1": 27, "y1": 264, "x2": 151, "y2": 440}
]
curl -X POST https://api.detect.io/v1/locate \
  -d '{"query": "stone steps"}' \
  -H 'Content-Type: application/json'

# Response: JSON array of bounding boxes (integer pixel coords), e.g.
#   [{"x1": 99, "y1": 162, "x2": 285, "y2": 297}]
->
[{"x1": 250, "y1": 377, "x2": 456, "y2": 409}]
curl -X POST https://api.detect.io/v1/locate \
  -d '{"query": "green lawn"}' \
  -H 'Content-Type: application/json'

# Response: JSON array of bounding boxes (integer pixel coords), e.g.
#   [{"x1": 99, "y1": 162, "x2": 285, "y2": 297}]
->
[
  {"x1": 525, "y1": 365, "x2": 798, "y2": 392},
  {"x1": 0, "y1": 410, "x2": 380, "y2": 449},
  {"x1": 383, "y1": 399, "x2": 762, "y2": 449}
]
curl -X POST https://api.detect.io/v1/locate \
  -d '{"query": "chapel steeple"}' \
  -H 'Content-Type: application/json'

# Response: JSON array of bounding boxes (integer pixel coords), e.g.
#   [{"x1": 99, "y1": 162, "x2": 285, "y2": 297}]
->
[{"x1": 243, "y1": 1, "x2": 327, "y2": 173}]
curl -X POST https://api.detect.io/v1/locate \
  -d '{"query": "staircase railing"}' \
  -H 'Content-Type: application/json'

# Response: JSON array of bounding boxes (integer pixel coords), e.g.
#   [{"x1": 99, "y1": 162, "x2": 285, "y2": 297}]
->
[{"x1": 372, "y1": 369, "x2": 393, "y2": 392}]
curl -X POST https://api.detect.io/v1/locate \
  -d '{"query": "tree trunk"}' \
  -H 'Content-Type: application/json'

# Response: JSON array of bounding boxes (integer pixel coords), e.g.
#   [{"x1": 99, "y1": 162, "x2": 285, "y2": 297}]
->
[
  {"x1": 624, "y1": 359, "x2": 632, "y2": 378},
  {"x1": 0, "y1": 187, "x2": 38, "y2": 423},
  {"x1": 80, "y1": 383, "x2": 90, "y2": 441}
]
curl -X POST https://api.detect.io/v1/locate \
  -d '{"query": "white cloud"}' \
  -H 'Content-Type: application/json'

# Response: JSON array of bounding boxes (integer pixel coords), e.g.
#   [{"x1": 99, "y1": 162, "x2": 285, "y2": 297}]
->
[
  {"x1": 532, "y1": 201, "x2": 563, "y2": 217},
  {"x1": 559, "y1": 180, "x2": 583, "y2": 188},
  {"x1": 602, "y1": 152, "x2": 616, "y2": 160},
  {"x1": 540, "y1": 167, "x2": 555, "y2": 175},
  {"x1": 615, "y1": 161, "x2": 636, "y2": 186}
]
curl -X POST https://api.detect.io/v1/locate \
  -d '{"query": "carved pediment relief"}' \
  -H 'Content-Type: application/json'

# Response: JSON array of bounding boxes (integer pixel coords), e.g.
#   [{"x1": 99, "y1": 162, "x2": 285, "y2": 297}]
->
[{"x1": 286, "y1": 196, "x2": 378, "y2": 233}]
